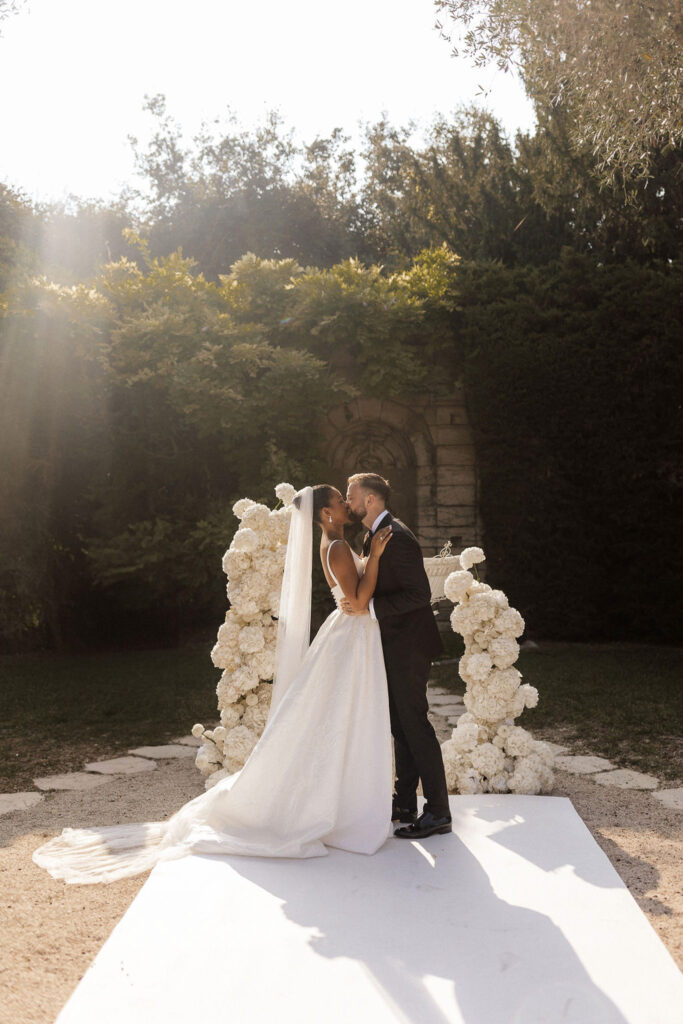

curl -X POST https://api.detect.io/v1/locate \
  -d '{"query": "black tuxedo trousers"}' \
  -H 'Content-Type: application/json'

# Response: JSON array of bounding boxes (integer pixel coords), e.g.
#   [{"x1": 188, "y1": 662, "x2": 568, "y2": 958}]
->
[{"x1": 364, "y1": 515, "x2": 450, "y2": 818}]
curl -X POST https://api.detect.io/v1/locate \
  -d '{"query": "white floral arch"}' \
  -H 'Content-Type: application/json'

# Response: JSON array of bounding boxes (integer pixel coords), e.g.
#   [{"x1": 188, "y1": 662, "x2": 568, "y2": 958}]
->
[{"x1": 192, "y1": 486, "x2": 554, "y2": 796}]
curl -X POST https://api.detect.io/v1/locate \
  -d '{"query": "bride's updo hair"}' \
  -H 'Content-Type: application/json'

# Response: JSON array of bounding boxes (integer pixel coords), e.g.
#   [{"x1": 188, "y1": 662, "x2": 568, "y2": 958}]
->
[{"x1": 293, "y1": 484, "x2": 336, "y2": 524}]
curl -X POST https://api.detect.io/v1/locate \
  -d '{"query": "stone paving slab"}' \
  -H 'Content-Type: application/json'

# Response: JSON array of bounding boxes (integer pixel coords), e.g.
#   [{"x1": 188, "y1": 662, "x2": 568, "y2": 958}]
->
[
  {"x1": 652, "y1": 787, "x2": 683, "y2": 811},
  {"x1": 428, "y1": 694, "x2": 464, "y2": 706},
  {"x1": 593, "y1": 768, "x2": 659, "y2": 790},
  {"x1": 84, "y1": 756, "x2": 157, "y2": 775},
  {"x1": 554, "y1": 754, "x2": 615, "y2": 774},
  {"x1": 172, "y1": 735, "x2": 202, "y2": 747},
  {"x1": 128, "y1": 745, "x2": 196, "y2": 759},
  {"x1": 0, "y1": 791, "x2": 44, "y2": 815},
  {"x1": 33, "y1": 772, "x2": 113, "y2": 791},
  {"x1": 541, "y1": 741, "x2": 570, "y2": 756}
]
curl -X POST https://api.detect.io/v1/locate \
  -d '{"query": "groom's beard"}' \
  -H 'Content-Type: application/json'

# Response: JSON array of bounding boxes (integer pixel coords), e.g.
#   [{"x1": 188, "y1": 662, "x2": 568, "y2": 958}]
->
[{"x1": 346, "y1": 509, "x2": 365, "y2": 526}]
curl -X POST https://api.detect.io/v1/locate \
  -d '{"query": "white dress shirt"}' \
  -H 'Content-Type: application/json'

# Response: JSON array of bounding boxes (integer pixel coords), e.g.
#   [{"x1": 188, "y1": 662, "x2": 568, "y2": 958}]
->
[{"x1": 367, "y1": 509, "x2": 390, "y2": 620}]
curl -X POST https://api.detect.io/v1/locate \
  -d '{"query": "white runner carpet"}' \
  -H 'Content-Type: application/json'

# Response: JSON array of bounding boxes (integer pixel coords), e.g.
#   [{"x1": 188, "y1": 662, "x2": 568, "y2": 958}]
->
[{"x1": 55, "y1": 795, "x2": 681, "y2": 1024}]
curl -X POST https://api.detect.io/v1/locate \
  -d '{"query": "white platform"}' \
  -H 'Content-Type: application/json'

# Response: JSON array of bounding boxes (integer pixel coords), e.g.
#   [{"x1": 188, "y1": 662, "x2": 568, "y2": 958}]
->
[{"x1": 56, "y1": 796, "x2": 682, "y2": 1024}]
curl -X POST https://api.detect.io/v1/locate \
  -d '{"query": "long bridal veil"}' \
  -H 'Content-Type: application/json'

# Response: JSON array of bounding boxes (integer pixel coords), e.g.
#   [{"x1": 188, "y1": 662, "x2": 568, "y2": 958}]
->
[
  {"x1": 269, "y1": 486, "x2": 312, "y2": 717},
  {"x1": 32, "y1": 488, "x2": 314, "y2": 884}
]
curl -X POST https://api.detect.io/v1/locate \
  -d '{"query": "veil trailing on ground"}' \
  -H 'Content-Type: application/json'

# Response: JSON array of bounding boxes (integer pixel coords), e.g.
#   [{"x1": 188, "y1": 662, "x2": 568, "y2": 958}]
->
[
  {"x1": 269, "y1": 486, "x2": 313, "y2": 720},
  {"x1": 31, "y1": 485, "x2": 319, "y2": 884}
]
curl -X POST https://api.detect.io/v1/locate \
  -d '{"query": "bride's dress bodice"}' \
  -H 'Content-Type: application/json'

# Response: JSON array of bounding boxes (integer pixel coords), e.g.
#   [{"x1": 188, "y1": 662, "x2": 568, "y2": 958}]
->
[{"x1": 327, "y1": 541, "x2": 364, "y2": 609}]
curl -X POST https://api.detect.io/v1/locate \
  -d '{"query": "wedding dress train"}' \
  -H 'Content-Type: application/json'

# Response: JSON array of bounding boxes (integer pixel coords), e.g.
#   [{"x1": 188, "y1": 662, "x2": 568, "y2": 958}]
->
[{"x1": 33, "y1": 544, "x2": 393, "y2": 884}]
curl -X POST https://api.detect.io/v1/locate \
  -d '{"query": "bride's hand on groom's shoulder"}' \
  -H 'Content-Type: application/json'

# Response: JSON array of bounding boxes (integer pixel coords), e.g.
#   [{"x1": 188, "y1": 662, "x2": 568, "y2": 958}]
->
[{"x1": 370, "y1": 525, "x2": 392, "y2": 558}]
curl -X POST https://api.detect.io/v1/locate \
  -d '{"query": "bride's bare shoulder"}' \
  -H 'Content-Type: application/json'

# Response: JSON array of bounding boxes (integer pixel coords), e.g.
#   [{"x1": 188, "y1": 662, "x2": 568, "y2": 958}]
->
[{"x1": 325, "y1": 538, "x2": 352, "y2": 560}]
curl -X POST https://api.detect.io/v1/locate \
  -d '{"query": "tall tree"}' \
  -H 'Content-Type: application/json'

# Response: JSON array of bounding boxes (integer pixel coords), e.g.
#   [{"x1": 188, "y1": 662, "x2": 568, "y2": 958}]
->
[{"x1": 434, "y1": 0, "x2": 683, "y2": 193}]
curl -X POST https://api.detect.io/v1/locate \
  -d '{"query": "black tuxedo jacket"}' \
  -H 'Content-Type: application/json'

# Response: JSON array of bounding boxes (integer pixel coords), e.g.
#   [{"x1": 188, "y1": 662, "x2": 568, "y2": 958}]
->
[{"x1": 363, "y1": 513, "x2": 443, "y2": 662}]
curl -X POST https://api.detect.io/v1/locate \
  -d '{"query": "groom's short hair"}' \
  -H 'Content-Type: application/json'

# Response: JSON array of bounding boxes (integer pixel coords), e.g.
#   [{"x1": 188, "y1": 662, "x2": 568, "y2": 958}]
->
[{"x1": 347, "y1": 472, "x2": 390, "y2": 504}]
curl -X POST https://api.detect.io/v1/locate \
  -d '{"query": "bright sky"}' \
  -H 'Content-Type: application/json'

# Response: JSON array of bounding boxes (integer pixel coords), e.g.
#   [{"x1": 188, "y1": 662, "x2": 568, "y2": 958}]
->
[{"x1": 0, "y1": 0, "x2": 536, "y2": 204}]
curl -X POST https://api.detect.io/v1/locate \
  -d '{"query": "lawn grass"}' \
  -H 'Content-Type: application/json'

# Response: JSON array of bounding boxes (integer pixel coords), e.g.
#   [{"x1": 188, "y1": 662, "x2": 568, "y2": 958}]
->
[
  {"x1": 1, "y1": 640, "x2": 681, "y2": 793},
  {"x1": 431, "y1": 641, "x2": 683, "y2": 784},
  {"x1": 0, "y1": 643, "x2": 219, "y2": 792}
]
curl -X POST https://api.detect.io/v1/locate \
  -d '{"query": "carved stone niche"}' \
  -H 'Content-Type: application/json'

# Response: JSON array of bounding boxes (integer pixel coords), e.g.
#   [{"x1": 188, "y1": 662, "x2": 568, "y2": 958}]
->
[
  {"x1": 328, "y1": 420, "x2": 418, "y2": 532},
  {"x1": 322, "y1": 397, "x2": 437, "y2": 550},
  {"x1": 322, "y1": 395, "x2": 480, "y2": 556}
]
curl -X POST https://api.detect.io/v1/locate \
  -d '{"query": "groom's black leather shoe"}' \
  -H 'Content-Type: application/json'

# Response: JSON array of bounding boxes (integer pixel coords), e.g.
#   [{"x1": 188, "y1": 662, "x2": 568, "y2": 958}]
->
[
  {"x1": 393, "y1": 810, "x2": 452, "y2": 839},
  {"x1": 391, "y1": 804, "x2": 418, "y2": 825}
]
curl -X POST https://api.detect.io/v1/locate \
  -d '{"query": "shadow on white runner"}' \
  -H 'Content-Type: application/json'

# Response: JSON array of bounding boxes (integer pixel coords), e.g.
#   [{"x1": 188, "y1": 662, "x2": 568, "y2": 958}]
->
[{"x1": 55, "y1": 795, "x2": 681, "y2": 1024}]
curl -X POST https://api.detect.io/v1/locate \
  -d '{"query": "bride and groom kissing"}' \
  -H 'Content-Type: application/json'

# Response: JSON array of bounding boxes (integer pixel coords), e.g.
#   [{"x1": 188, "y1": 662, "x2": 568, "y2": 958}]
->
[{"x1": 33, "y1": 473, "x2": 452, "y2": 885}]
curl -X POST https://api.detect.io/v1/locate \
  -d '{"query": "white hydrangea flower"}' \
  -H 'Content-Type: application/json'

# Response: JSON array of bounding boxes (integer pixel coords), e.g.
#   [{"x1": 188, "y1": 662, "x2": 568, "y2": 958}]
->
[
  {"x1": 488, "y1": 635, "x2": 519, "y2": 669},
  {"x1": 232, "y1": 527, "x2": 259, "y2": 553},
  {"x1": 249, "y1": 648, "x2": 276, "y2": 681},
  {"x1": 219, "y1": 704, "x2": 244, "y2": 730},
  {"x1": 224, "y1": 724, "x2": 259, "y2": 773},
  {"x1": 494, "y1": 607, "x2": 526, "y2": 638},
  {"x1": 238, "y1": 624, "x2": 266, "y2": 654},
  {"x1": 242, "y1": 701, "x2": 270, "y2": 733},
  {"x1": 232, "y1": 498, "x2": 255, "y2": 519},
  {"x1": 488, "y1": 666, "x2": 522, "y2": 701},
  {"x1": 195, "y1": 742, "x2": 223, "y2": 777},
  {"x1": 520, "y1": 683, "x2": 539, "y2": 708},
  {"x1": 508, "y1": 754, "x2": 545, "y2": 795},
  {"x1": 191, "y1": 723, "x2": 205, "y2": 738},
  {"x1": 444, "y1": 569, "x2": 474, "y2": 603},
  {"x1": 222, "y1": 548, "x2": 252, "y2": 578},
  {"x1": 275, "y1": 482, "x2": 296, "y2": 506},
  {"x1": 459, "y1": 547, "x2": 485, "y2": 570},
  {"x1": 470, "y1": 742, "x2": 506, "y2": 779},
  {"x1": 230, "y1": 665, "x2": 261, "y2": 694},
  {"x1": 216, "y1": 672, "x2": 241, "y2": 709},
  {"x1": 241, "y1": 503, "x2": 270, "y2": 531},
  {"x1": 468, "y1": 591, "x2": 498, "y2": 622},
  {"x1": 210, "y1": 631, "x2": 241, "y2": 670},
  {"x1": 451, "y1": 720, "x2": 480, "y2": 752},
  {"x1": 489, "y1": 588, "x2": 509, "y2": 610},
  {"x1": 504, "y1": 725, "x2": 534, "y2": 758},
  {"x1": 268, "y1": 508, "x2": 292, "y2": 545},
  {"x1": 458, "y1": 651, "x2": 491, "y2": 684},
  {"x1": 227, "y1": 588, "x2": 261, "y2": 621}
]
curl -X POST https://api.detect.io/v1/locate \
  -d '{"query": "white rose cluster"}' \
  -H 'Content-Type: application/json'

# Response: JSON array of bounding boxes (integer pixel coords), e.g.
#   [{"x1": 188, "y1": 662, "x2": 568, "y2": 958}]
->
[
  {"x1": 192, "y1": 484, "x2": 294, "y2": 788},
  {"x1": 440, "y1": 547, "x2": 554, "y2": 796}
]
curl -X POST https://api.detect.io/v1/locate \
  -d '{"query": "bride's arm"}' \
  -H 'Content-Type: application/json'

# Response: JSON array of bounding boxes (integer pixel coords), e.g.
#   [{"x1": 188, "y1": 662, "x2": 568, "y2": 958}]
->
[{"x1": 328, "y1": 530, "x2": 392, "y2": 612}]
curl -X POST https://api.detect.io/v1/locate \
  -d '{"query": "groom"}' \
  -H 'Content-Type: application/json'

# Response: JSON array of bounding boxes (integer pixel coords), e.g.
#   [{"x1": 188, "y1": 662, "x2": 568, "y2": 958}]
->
[{"x1": 344, "y1": 472, "x2": 452, "y2": 839}]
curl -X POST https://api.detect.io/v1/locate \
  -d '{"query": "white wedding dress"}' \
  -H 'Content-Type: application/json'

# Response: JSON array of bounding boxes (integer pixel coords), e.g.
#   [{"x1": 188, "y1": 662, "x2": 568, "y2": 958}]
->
[{"x1": 33, "y1": 541, "x2": 393, "y2": 884}]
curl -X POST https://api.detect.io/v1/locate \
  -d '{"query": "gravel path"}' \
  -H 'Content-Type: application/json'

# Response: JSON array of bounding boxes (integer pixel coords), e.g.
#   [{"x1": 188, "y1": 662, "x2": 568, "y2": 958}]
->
[{"x1": 1, "y1": 738, "x2": 681, "y2": 1024}]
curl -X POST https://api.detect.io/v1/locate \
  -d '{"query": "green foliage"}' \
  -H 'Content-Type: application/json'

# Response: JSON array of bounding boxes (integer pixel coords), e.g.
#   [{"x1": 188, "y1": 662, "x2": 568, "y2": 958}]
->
[
  {"x1": 1, "y1": 243, "x2": 452, "y2": 650},
  {"x1": 454, "y1": 249, "x2": 682, "y2": 641}
]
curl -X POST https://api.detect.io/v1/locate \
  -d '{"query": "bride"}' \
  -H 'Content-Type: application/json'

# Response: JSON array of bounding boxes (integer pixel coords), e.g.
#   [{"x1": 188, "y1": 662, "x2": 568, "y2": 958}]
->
[{"x1": 32, "y1": 485, "x2": 395, "y2": 884}]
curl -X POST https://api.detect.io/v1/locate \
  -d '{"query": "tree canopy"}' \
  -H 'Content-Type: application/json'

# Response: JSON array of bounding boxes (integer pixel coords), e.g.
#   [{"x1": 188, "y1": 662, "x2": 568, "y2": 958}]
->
[{"x1": 434, "y1": 0, "x2": 683, "y2": 194}]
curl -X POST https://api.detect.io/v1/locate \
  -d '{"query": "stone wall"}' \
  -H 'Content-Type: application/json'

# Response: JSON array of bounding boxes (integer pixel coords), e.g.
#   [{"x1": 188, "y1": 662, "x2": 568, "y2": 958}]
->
[{"x1": 322, "y1": 389, "x2": 481, "y2": 555}]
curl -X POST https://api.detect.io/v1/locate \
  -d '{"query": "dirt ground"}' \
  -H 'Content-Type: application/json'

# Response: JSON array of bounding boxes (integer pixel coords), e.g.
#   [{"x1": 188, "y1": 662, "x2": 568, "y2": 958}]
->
[{"x1": 1, "y1": 746, "x2": 681, "y2": 1024}]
